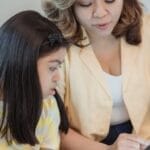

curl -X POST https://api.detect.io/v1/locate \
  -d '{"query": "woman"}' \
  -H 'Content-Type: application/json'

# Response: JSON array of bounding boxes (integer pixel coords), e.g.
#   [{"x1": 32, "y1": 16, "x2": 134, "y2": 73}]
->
[
  {"x1": 42, "y1": 0, "x2": 150, "y2": 149},
  {"x1": 0, "y1": 10, "x2": 69, "y2": 149}
]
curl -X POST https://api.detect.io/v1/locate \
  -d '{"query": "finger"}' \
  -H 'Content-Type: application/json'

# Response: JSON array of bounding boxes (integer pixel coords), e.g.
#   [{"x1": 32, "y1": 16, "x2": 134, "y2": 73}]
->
[
  {"x1": 125, "y1": 135, "x2": 150, "y2": 146},
  {"x1": 132, "y1": 138, "x2": 150, "y2": 147},
  {"x1": 117, "y1": 138, "x2": 141, "y2": 150},
  {"x1": 124, "y1": 140, "x2": 141, "y2": 149},
  {"x1": 141, "y1": 144, "x2": 150, "y2": 150}
]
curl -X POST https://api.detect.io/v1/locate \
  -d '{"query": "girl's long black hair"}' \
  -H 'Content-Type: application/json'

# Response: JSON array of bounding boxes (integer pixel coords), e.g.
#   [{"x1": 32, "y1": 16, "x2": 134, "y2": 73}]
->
[
  {"x1": 54, "y1": 90, "x2": 69, "y2": 133},
  {"x1": 0, "y1": 10, "x2": 69, "y2": 145}
]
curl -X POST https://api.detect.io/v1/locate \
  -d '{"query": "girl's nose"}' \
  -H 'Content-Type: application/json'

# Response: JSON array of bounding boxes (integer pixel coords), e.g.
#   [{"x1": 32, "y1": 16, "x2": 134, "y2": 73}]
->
[{"x1": 52, "y1": 69, "x2": 61, "y2": 82}]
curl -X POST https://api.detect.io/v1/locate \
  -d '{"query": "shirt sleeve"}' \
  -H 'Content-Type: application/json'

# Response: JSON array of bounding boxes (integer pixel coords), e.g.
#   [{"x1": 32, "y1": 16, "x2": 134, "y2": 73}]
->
[{"x1": 36, "y1": 97, "x2": 60, "y2": 150}]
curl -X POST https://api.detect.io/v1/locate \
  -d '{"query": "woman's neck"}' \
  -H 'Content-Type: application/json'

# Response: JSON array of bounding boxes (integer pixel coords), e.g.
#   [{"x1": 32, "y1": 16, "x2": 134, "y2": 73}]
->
[
  {"x1": 89, "y1": 34, "x2": 120, "y2": 53},
  {"x1": 88, "y1": 34, "x2": 121, "y2": 76}
]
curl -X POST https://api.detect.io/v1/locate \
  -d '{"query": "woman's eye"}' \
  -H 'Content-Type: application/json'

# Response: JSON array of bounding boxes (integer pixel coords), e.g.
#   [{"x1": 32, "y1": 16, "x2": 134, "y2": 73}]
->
[
  {"x1": 105, "y1": 0, "x2": 115, "y2": 3},
  {"x1": 79, "y1": 3, "x2": 92, "y2": 7}
]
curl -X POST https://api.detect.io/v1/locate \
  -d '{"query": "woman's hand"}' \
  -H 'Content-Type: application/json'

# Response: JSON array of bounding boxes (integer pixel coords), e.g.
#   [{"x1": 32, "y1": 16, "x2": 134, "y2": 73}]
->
[{"x1": 108, "y1": 133, "x2": 150, "y2": 150}]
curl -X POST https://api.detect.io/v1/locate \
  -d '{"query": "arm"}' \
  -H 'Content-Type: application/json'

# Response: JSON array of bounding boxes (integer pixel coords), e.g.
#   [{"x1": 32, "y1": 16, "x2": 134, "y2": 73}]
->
[
  {"x1": 60, "y1": 129, "x2": 150, "y2": 150},
  {"x1": 59, "y1": 60, "x2": 108, "y2": 150},
  {"x1": 60, "y1": 128, "x2": 108, "y2": 150}
]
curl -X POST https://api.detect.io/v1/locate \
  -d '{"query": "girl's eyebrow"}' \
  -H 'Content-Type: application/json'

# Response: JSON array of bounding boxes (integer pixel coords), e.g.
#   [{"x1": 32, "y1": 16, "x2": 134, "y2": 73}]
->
[{"x1": 49, "y1": 59, "x2": 64, "y2": 64}]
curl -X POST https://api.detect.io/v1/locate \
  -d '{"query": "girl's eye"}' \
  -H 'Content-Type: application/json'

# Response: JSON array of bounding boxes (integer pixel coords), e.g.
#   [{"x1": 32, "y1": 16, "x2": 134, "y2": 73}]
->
[
  {"x1": 49, "y1": 64, "x2": 62, "y2": 72},
  {"x1": 105, "y1": 0, "x2": 115, "y2": 3},
  {"x1": 49, "y1": 67, "x2": 57, "y2": 72}
]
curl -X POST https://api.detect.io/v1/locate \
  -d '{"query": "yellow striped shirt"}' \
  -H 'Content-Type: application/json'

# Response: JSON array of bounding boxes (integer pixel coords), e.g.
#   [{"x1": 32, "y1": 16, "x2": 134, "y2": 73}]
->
[{"x1": 0, "y1": 96, "x2": 60, "y2": 150}]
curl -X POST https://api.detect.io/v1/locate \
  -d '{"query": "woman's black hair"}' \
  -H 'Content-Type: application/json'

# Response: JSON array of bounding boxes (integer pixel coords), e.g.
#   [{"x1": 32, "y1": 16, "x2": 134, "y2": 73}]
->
[{"x1": 0, "y1": 10, "x2": 69, "y2": 145}]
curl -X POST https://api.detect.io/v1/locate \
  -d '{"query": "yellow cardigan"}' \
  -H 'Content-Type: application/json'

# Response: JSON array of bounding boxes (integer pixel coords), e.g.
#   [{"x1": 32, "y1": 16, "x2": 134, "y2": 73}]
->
[{"x1": 58, "y1": 15, "x2": 150, "y2": 141}]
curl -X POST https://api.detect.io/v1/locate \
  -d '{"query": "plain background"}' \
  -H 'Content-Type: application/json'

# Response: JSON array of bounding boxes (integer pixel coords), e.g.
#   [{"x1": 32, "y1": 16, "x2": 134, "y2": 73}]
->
[
  {"x1": 0, "y1": 0, "x2": 150, "y2": 26},
  {"x1": 0, "y1": 0, "x2": 43, "y2": 26},
  {"x1": 143, "y1": 0, "x2": 150, "y2": 12}
]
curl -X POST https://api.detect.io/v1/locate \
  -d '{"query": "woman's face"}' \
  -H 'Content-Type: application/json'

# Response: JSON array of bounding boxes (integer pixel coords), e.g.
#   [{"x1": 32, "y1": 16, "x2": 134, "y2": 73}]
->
[
  {"x1": 37, "y1": 48, "x2": 66, "y2": 98},
  {"x1": 73, "y1": 0, "x2": 123, "y2": 38}
]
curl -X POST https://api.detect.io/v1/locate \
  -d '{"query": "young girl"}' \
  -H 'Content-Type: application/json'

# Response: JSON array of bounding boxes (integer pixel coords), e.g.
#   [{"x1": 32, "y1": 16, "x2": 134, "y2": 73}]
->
[
  {"x1": 42, "y1": 0, "x2": 150, "y2": 149},
  {"x1": 0, "y1": 10, "x2": 69, "y2": 149}
]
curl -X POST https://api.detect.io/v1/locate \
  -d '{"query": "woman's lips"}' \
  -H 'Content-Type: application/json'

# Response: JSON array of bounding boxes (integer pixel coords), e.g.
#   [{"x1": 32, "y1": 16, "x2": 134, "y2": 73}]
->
[{"x1": 95, "y1": 22, "x2": 111, "y2": 30}]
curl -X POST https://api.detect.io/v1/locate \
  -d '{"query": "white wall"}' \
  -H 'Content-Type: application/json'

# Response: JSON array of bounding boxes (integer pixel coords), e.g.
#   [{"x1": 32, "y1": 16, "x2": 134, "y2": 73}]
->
[
  {"x1": 142, "y1": 0, "x2": 150, "y2": 12},
  {"x1": 0, "y1": 0, "x2": 44, "y2": 26},
  {"x1": 0, "y1": 0, "x2": 150, "y2": 26}
]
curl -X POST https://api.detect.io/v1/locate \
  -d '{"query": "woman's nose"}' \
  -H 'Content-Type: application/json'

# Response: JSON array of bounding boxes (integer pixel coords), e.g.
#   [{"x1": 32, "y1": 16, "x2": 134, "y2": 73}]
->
[{"x1": 93, "y1": 1, "x2": 108, "y2": 18}]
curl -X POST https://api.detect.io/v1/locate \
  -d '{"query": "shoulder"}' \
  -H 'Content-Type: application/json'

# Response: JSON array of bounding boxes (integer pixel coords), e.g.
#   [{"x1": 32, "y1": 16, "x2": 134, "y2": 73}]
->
[
  {"x1": 36, "y1": 96, "x2": 60, "y2": 135},
  {"x1": 142, "y1": 14, "x2": 150, "y2": 24},
  {"x1": 66, "y1": 27, "x2": 91, "y2": 57},
  {"x1": 120, "y1": 15, "x2": 150, "y2": 61},
  {"x1": 36, "y1": 97, "x2": 60, "y2": 149},
  {"x1": 141, "y1": 14, "x2": 150, "y2": 37}
]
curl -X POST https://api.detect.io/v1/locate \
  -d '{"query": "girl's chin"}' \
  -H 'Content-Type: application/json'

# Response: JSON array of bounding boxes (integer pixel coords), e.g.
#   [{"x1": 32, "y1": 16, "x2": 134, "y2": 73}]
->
[{"x1": 49, "y1": 89, "x2": 56, "y2": 96}]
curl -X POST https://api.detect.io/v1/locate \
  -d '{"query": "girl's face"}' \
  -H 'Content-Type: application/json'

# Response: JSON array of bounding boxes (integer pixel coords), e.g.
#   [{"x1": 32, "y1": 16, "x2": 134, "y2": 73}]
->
[
  {"x1": 37, "y1": 48, "x2": 66, "y2": 98},
  {"x1": 73, "y1": 0, "x2": 123, "y2": 38}
]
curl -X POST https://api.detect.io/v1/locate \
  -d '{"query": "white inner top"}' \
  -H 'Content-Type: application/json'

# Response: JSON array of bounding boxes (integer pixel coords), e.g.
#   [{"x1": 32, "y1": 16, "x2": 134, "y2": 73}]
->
[{"x1": 103, "y1": 71, "x2": 129, "y2": 125}]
